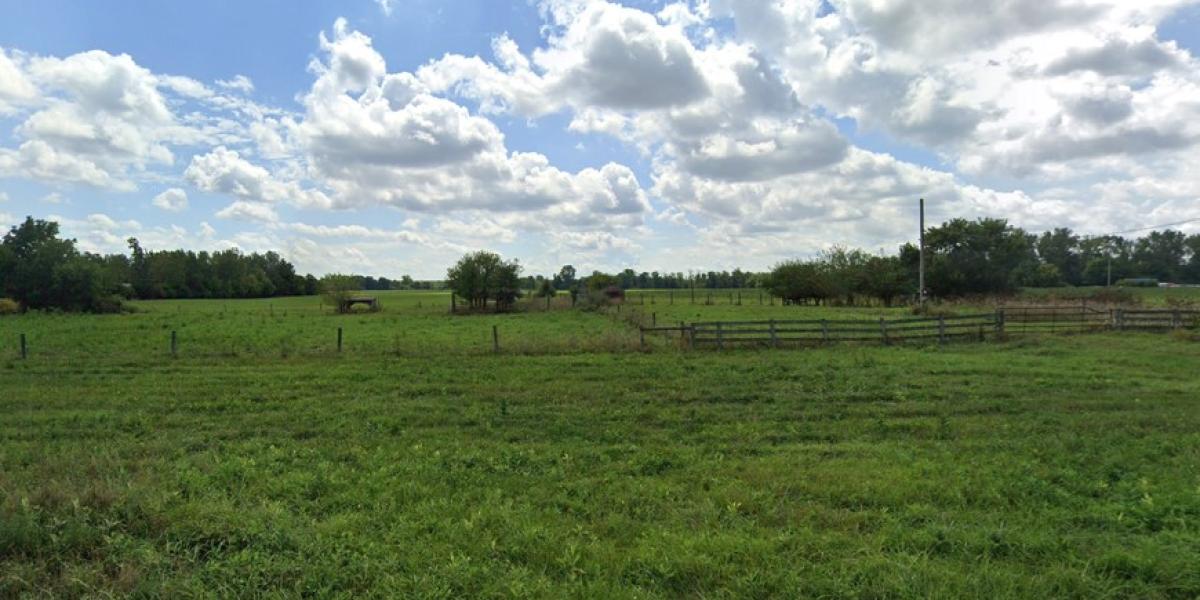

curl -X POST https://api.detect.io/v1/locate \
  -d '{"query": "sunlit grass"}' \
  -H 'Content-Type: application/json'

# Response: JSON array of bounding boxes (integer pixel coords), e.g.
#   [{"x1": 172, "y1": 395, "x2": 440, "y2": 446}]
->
[{"x1": 2, "y1": 292, "x2": 1199, "y2": 597}]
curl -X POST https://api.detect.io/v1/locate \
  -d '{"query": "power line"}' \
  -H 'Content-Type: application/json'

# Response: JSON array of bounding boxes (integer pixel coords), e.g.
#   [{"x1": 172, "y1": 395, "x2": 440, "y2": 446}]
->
[{"x1": 1093, "y1": 217, "x2": 1200, "y2": 237}]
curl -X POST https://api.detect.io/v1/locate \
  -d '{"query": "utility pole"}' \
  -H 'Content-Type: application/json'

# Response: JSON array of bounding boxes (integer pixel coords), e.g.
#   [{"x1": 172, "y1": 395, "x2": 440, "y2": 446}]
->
[{"x1": 918, "y1": 198, "x2": 926, "y2": 312}]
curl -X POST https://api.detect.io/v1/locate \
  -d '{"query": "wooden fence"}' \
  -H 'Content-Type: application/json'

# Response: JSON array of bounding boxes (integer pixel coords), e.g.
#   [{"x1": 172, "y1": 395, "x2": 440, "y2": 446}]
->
[
  {"x1": 668, "y1": 313, "x2": 997, "y2": 349},
  {"x1": 641, "y1": 307, "x2": 1200, "y2": 350}
]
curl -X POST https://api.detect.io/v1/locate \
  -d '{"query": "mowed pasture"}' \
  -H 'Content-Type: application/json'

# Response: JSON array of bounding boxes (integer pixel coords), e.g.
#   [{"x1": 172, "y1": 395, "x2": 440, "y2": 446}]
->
[{"x1": 2, "y1": 291, "x2": 1200, "y2": 598}]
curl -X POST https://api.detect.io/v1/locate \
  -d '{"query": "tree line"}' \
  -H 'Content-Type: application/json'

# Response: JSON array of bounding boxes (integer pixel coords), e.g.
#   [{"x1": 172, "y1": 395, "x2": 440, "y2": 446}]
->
[
  {"x1": 768, "y1": 219, "x2": 1200, "y2": 305},
  {"x1": 0, "y1": 218, "x2": 324, "y2": 311},
  {"x1": 7, "y1": 214, "x2": 1200, "y2": 313},
  {"x1": 0, "y1": 216, "x2": 437, "y2": 312},
  {"x1": 525, "y1": 265, "x2": 761, "y2": 292}
]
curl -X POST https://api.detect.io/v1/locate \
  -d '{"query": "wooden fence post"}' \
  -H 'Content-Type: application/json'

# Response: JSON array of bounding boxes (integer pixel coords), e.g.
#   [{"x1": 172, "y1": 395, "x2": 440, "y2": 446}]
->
[
  {"x1": 652, "y1": 312, "x2": 657, "y2": 327},
  {"x1": 1116, "y1": 309, "x2": 1125, "y2": 331},
  {"x1": 171, "y1": 330, "x2": 177, "y2": 358},
  {"x1": 337, "y1": 327, "x2": 343, "y2": 353},
  {"x1": 688, "y1": 325, "x2": 695, "y2": 350},
  {"x1": 737, "y1": 292, "x2": 741, "y2": 305},
  {"x1": 1173, "y1": 309, "x2": 1182, "y2": 329},
  {"x1": 640, "y1": 327, "x2": 646, "y2": 349},
  {"x1": 996, "y1": 309, "x2": 1005, "y2": 337},
  {"x1": 19, "y1": 333, "x2": 26, "y2": 359},
  {"x1": 880, "y1": 318, "x2": 890, "y2": 345},
  {"x1": 716, "y1": 322, "x2": 724, "y2": 350},
  {"x1": 669, "y1": 291, "x2": 673, "y2": 305},
  {"x1": 545, "y1": 295, "x2": 550, "y2": 310},
  {"x1": 821, "y1": 319, "x2": 829, "y2": 344},
  {"x1": 938, "y1": 315, "x2": 946, "y2": 346},
  {"x1": 769, "y1": 319, "x2": 778, "y2": 349},
  {"x1": 492, "y1": 325, "x2": 499, "y2": 353},
  {"x1": 451, "y1": 294, "x2": 457, "y2": 313}
]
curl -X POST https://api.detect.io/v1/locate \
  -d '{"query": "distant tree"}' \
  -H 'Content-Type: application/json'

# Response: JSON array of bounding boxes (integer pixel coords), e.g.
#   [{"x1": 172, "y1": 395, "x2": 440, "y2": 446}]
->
[
  {"x1": 1, "y1": 217, "x2": 120, "y2": 312},
  {"x1": 858, "y1": 255, "x2": 912, "y2": 307},
  {"x1": 1185, "y1": 234, "x2": 1200, "y2": 283},
  {"x1": 1014, "y1": 262, "x2": 1063, "y2": 288},
  {"x1": 554, "y1": 264, "x2": 577, "y2": 290},
  {"x1": 923, "y1": 218, "x2": 1037, "y2": 296},
  {"x1": 1133, "y1": 230, "x2": 1188, "y2": 282},
  {"x1": 127, "y1": 237, "x2": 154, "y2": 298},
  {"x1": 765, "y1": 260, "x2": 834, "y2": 305},
  {"x1": 320, "y1": 274, "x2": 360, "y2": 313},
  {"x1": 1036, "y1": 228, "x2": 1081, "y2": 286},
  {"x1": 446, "y1": 251, "x2": 522, "y2": 311},
  {"x1": 303, "y1": 274, "x2": 320, "y2": 295},
  {"x1": 535, "y1": 279, "x2": 556, "y2": 298},
  {"x1": 819, "y1": 246, "x2": 869, "y2": 305},
  {"x1": 584, "y1": 271, "x2": 619, "y2": 292}
]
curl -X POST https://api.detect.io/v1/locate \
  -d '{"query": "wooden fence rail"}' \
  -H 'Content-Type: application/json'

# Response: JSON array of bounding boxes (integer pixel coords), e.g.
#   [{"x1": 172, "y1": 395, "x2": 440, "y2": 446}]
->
[{"x1": 640, "y1": 307, "x2": 1200, "y2": 351}]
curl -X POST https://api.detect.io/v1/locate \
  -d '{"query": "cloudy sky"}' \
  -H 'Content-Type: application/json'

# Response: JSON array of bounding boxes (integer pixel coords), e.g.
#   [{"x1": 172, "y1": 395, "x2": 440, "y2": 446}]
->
[{"x1": 2, "y1": 0, "x2": 1199, "y2": 278}]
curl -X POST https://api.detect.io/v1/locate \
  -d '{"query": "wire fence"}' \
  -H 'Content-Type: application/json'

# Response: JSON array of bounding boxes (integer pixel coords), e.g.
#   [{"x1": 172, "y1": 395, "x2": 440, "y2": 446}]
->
[{"x1": 6, "y1": 306, "x2": 1198, "y2": 360}]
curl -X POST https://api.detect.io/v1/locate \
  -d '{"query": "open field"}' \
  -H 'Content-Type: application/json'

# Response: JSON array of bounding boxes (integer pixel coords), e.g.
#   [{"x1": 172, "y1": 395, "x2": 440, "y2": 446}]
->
[{"x1": 3, "y1": 292, "x2": 1200, "y2": 597}]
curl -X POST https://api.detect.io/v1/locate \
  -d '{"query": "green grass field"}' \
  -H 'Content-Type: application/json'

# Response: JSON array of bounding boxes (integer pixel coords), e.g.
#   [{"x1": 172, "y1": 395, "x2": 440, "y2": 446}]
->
[{"x1": 2, "y1": 291, "x2": 1199, "y2": 597}]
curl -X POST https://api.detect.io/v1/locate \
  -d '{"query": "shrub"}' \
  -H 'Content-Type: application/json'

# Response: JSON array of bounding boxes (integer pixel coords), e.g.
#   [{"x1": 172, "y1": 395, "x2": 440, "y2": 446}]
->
[
  {"x1": 1116, "y1": 278, "x2": 1158, "y2": 287},
  {"x1": 1087, "y1": 287, "x2": 1137, "y2": 306},
  {"x1": 320, "y1": 274, "x2": 360, "y2": 313},
  {"x1": 0, "y1": 298, "x2": 19, "y2": 315}
]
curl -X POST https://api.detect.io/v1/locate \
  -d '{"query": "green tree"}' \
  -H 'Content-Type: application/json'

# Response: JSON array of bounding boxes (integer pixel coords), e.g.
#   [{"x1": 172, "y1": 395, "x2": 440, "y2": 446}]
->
[
  {"x1": 320, "y1": 274, "x2": 361, "y2": 313},
  {"x1": 1, "y1": 217, "x2": 118, "y2": 312},
  {"x1": 554, "y1": 265, "x2": 577, "y2": 290},
  {"x1": 923, "y1": 218, "x2": 1037, "y2": 296},
  {"x1": 446, "y1": 251, "x2": 522, "y2": 311},
  {"x1": 1037, "y1": 228, "x2": 1081, "y2": 285},
  {"x1": 765, "y1": 260, "x2": 835, "y2": 305},
  {"x1": 858, "y1": 255, "x2": 913, "y2": 307},
  {"x1": 1133, "y1": 230, "x2": 1187, "y2": 282}
]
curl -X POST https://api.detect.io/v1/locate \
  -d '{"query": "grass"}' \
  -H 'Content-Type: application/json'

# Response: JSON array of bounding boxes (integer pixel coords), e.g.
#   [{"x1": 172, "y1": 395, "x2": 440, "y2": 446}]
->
[
  {"x1": 1019, "y1": 286, "x2": 1200, "y2": 307},
  {"x1": 2, "y1": 291, "x2": 1199, "y2": 597}
]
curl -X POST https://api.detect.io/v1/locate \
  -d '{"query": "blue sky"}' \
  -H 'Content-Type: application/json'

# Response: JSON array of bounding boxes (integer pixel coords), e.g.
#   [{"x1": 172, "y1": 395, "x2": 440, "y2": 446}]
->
[{"x1": 2, "y1": 0, "x2": 1200, "y2": 278}]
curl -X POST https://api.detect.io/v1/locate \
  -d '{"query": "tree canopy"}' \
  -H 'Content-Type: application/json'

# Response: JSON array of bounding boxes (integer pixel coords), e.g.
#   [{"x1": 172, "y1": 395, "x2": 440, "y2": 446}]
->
[{"x1": 446, "y1": 251, "x2": 522, "y2": 311}]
